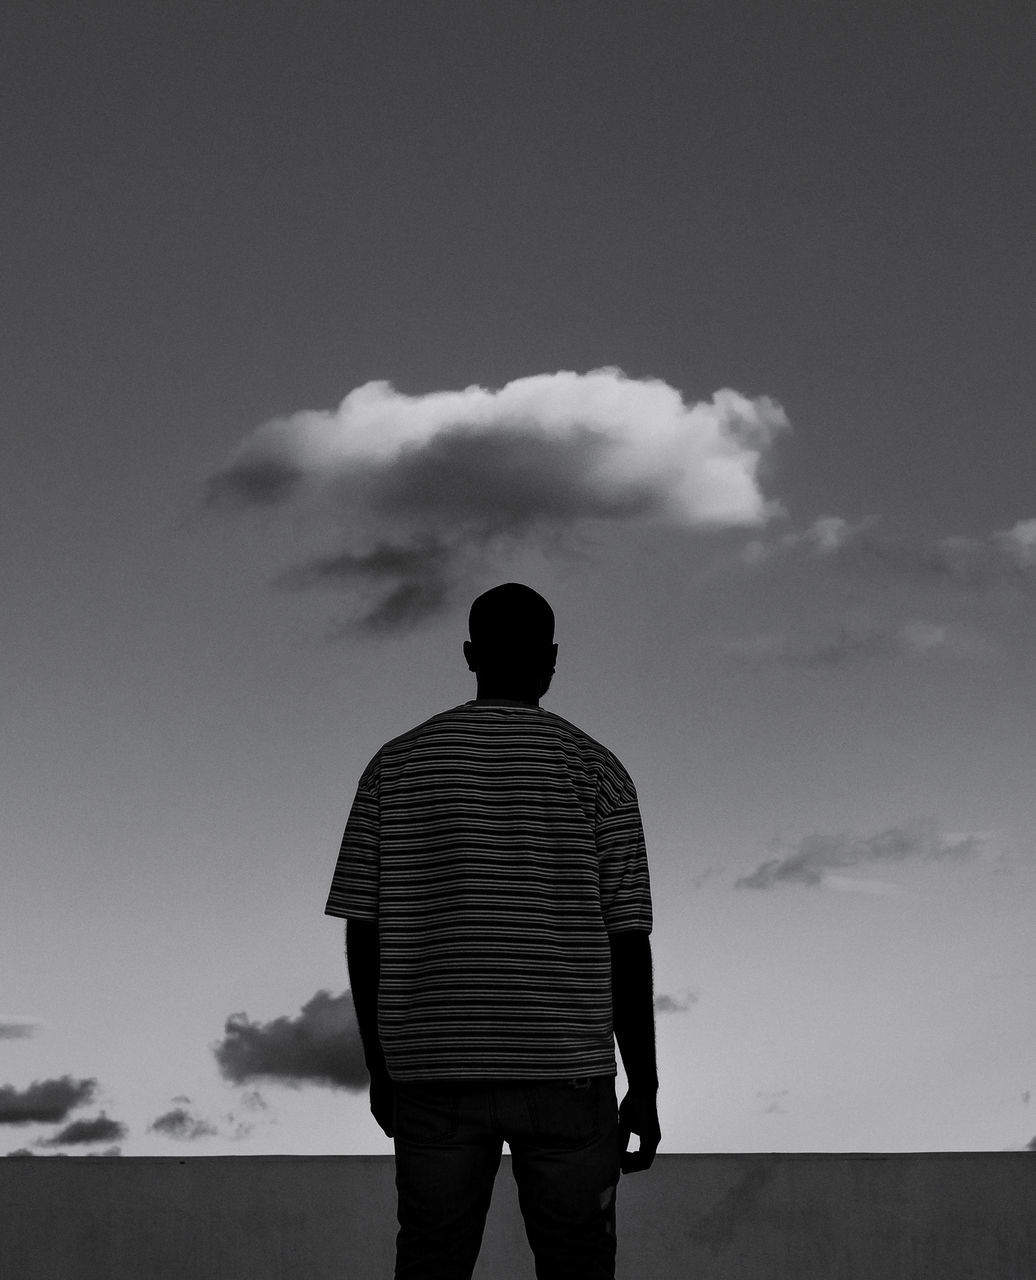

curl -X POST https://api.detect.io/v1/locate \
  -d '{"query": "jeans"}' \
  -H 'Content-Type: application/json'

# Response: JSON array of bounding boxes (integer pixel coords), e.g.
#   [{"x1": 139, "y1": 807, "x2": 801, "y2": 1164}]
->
[{"x1": 393, "y1": 1074, "x2": 621, "y2": 1280}]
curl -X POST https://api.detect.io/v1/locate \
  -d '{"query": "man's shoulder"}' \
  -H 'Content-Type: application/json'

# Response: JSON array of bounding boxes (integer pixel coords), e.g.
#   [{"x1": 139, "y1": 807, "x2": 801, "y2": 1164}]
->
[
  {"x1": 541, "y1": 711, "x2": 641, "y2": 806},
  {"x1": 377, "y1": 703, "x2": 473, "y2": 753},
  {"x1": 539, "y1": 708, "x2": 619, "y2": 764},
  {"x1": 355, "y1": 712, "x2": 460, "y2": 787}
]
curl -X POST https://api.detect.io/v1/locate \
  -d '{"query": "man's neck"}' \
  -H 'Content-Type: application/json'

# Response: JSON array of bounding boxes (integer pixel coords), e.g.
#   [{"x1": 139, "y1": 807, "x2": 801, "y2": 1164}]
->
[{"x1": 474, "y1": 691, "x2": 540, "y2": 707}]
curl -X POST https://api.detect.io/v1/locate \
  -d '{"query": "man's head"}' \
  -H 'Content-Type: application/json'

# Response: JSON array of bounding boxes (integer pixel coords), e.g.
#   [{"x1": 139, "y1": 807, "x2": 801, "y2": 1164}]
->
[{"x1": 463, "y1": 583, "x2": 558, "y2": 703}]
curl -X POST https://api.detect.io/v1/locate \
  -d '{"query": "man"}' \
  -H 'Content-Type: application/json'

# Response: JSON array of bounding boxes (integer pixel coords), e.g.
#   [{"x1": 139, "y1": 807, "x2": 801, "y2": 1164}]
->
[{"x1": 325, "y1": 582, "x2": 660, "y2": 1280}]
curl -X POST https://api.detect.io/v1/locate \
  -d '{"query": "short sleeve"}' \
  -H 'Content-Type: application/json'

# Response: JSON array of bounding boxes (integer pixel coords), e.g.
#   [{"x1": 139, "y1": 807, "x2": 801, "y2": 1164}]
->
[
  {"x1": 324, "y1": 759, "x2": 380, "y2": 921},
  {"x1": 596, "y1": 773, "x2": 653, "y2": 935}
]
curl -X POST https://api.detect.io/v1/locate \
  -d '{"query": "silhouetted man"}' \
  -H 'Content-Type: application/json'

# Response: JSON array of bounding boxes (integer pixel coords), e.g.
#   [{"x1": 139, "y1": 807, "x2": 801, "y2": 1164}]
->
[{"x1": 326, "y1": 582, "x2": 660, "y2": 1279}]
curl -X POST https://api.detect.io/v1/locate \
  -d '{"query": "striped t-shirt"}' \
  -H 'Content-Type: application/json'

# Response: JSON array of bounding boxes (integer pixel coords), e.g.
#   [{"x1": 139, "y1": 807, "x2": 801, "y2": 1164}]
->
[{"x1": 324, "y1": 699, "x2": 652, "y2": 1082}]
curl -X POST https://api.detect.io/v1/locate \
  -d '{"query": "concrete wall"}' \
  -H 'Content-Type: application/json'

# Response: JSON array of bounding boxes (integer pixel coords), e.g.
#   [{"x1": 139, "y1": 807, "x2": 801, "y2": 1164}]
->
[{"x1": 3, "y1": 1153, "x2": 1034, "y2": 1279}]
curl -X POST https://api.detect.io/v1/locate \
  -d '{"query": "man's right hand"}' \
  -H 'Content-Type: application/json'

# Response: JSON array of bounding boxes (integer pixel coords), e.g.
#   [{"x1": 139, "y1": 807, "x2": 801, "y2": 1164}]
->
[
  {"x1": 370, "y1": 1070, "x2": 395, "y2": 1138},
  {"x1": 617, "y1": 1089, "x2": 660, "y2": 1173}
]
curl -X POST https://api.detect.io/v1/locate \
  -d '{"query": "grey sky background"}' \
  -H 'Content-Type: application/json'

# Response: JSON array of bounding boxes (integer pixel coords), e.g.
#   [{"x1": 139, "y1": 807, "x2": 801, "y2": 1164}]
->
[{"x1": 3, "y1": 0, "x2": 1035, "y2": 1156}]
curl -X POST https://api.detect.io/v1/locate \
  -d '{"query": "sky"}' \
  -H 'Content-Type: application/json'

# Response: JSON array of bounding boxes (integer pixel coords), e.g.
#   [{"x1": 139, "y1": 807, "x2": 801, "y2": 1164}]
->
[{"x1": 3, "y1": 0, "x2": 1035, "y2": 1158}]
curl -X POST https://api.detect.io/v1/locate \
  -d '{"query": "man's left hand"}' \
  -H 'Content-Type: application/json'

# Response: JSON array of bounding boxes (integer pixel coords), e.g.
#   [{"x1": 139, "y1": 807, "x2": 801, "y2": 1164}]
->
[{"x1": 617, "y1": 1088, "x2": 660, "y2": 1174}]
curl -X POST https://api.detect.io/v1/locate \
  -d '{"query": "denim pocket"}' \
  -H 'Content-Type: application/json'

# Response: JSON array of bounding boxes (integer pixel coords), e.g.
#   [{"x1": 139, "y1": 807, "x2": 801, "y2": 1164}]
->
[
  {"x1": 524, "y1": 1078, "x2": 601, "y2": 1149},
  {"x1": 393, "y1": 1084, "x2": 461, "y2": 1145}
]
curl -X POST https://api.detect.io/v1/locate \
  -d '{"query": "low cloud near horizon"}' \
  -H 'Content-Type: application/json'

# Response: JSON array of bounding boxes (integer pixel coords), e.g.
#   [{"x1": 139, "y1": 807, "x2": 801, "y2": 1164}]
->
[
  {"x1": 0, "y1": 1076, "x2": 97, "y2": 1125},
  {"x1": 737, "y1": 819, "x2": 991, "y2": 890},
  {"x1": 203, "y1": 369, "x2": 788, "y2": 633},
  {"x1": 0, "y1": 1019, "x2": 43, "y2": 1041},
  {"x1": 212, "y1": 990, "x2": 368, "y2": 1089},
  {"x1": 149, "y1": 1106, "x2": 218, "y2": 1141},
  {"x1": 39, "y1": 1113, "x2": 127, "y2": 1147}
]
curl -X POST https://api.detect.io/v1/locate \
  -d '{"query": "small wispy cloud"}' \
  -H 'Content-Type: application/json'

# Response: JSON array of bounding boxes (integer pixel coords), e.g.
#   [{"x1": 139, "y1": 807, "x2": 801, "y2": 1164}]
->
[
  {"x1": 736, "y1": 818, "x2": 990, "y2": 890},
  {"x1": 743, "y1": 515, "x2": 1036, "y2": 590},
  {"x1": 722, "y1": 615, "x2": 962, "y2": 667},
  {"x1": 155, "y1": 1091, "x2": 273, "y2": 1143},
  {"x1": 741, "y1": 515, "x2": 878, "y2": 565},
  {"x1": 0, "y1": 1076, "x2": 97, "y2": 1125},
  {"x1": 655, "y1": 987, "x2": 699, "y2": 1013},
  {"x1": 0, "y1": 1018, "x2": 43, "y2": 1041},
  {"x1": 820, "y1": 874, "x2": 900, "y2": 896},
  {"x1": 148, "y1": 1106, "x2": 218, "y2": 1141},
  {"x1": 219, "y1": 1089, "x2": 273, "y2": 1142},
  {"x1": 202, "y1": 369, "x2": 789, "y2": 633},
  {"x1": 211, "y1": 990, "x2": 368, "y2": 1090}
]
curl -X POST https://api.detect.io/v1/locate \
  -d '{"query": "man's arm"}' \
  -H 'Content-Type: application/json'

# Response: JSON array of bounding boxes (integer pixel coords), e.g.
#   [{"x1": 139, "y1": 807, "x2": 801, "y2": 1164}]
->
[
  {"x1": 610, "y1": 929, "x2": 658, "y2": 1093},
  {"x1": 346, "y1": 918, "x2": 389, "y2": 1081},
  {"x1": 611, "y1": 928, "x2": 660, "y2": 1172}
]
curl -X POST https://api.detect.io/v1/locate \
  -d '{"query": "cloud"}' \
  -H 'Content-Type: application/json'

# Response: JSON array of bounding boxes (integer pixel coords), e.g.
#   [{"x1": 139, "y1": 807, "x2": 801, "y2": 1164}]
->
[
  {"x1": 736, "y1": 818, "x2": 989, "y2": 889},
  {"x1": 42, "y1": 1113, "x2": 127, "y2": 1147},
  {"x1": 221, "y1": 1089, "x2": 273, "y2": 1141},
  {"x1": 148, "y1": 1106, "x2": 218, "y2": 1141},
  {"x1": 203, "y1": 369, "x2": 788, "y2": 633},
  {"x1": 820, "y1": 875, "x2": 900, "y2": 896},
  {"x1": 212, "y1": 989, "x2": 368, "y2": 1090},
  {"x1": 655, "y1": 988, "x2": 699, "y2": 1013},
  {"x1": 743, "y1": 515, "x2": 1036, "y2": 590},
  {"x1": 0, "y1": 1018, "x2": 43, "y2": 1040},
  {"x1": 993, "y1": 519, "x2": 1036, "y2": 569},
  {"x1": 6, "y1": 1145, "x2": 121, "y2": 1157},
  {"x1": 741, "y1": 515, "x2": 878, "y2": 565},
  {"x1": 149, "y1": 1091, "x2": 272, "y2": 1143},
  {"x1": 0, "y1": 1076, "x2": 97, "y2": 1125},
  {"x1": 757, "y1": 1089, "x2": 789, "y2": 1114},
  {"x1": 723, "y1": 616, "x2": 958, "y2": 667}
]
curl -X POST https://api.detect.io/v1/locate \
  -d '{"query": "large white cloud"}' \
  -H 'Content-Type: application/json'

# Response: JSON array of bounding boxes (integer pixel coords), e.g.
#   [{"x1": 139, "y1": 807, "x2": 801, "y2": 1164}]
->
[{"x1": 205, "y1": 368, "x2": 788, "y2": 631}]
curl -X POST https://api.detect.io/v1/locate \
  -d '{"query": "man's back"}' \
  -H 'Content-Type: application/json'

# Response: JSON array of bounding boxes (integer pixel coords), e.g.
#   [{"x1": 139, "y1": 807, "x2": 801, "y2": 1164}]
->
[{"x1": 325, "y1": 698, "x2": 652, "y2": 1082}]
